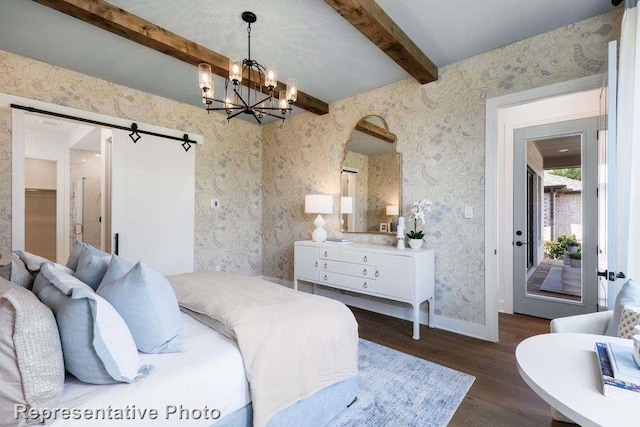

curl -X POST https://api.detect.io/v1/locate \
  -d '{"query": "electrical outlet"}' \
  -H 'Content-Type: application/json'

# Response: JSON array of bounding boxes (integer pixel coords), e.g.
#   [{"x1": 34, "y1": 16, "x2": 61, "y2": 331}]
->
[
  {"x1": 211, "y1": 199, "x2": 220, "y2": 209},
  {"x1": 215, "y1": 265, "x2": 222, "y2": 272}
]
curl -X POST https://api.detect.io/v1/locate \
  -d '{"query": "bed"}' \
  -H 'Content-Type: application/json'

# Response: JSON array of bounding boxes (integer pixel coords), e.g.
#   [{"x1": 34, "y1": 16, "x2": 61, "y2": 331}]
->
[{"x1": 50, "y1": 270, "x2": 359, "y2": 427}]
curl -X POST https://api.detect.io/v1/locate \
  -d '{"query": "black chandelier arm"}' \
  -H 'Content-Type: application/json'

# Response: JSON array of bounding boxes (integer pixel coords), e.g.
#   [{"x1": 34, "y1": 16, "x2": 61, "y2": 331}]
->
[
  {"x1": 233, "y1": 88, "x2": 251, "y2": 108},
  {"x1": 255, "y1": 110, "x2": 287, "y2": 121},
  {"x1": 205, "y1": 106, "x2": 244, "y2": 112},
  {"x1": 250, "y1": 94, "x2": 273, "y2": 109},
  {"x1": 226, "y1": 109, "x2": 248, "y2": 121}
]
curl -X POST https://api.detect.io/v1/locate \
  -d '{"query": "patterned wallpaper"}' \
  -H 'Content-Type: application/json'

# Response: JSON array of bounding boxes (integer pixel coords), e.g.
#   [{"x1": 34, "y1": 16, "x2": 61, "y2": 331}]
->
[
  {"x1": 261, "y1": 10, "x2": 622, "y2": 324},
  {"x1": 0, "y1": 48, "x2": 263, "y2": 275}
]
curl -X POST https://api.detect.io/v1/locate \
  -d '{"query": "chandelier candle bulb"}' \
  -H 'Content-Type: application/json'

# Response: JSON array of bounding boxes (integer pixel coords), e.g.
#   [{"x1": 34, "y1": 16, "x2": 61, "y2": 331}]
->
[
  {"x1": 265, "y1": 61, "x2": 277, "y2": 89},
  {"x1": 279, "y1": 91, "x2": 288, "y2": 111},
  {"x1": 229, "y1": 54, "x2": 243, "y2": 83},
  {"x1": 198, "y1": 63, "x2": 213, "y2": 103},
  {"x1": 286, "y1": 78, "x2": 298, "y2": 103}
]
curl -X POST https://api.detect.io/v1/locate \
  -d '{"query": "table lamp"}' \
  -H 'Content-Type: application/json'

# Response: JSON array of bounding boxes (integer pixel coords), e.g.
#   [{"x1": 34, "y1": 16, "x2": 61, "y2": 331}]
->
[
  {"x1": 305, "y1": 195, "x2": 334, "y2": 242},
  {"x1": 386, "y1": 205, "x2": 399, "y2": 232}
]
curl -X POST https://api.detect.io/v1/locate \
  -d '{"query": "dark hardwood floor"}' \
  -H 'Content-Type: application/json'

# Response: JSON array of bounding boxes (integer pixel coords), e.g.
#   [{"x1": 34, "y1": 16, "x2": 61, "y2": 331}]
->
[{"x1": 351, "y1": 307, "x2": 566, "y2": 427}]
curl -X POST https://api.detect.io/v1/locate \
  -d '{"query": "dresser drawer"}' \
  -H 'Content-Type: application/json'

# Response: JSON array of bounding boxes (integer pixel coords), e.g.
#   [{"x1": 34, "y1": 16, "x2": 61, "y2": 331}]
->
[
  {"x1": 319, "y1": 248, "x2": 376, "y2": 266},
  {"x1": 320, "y1": 260, "x2": 375, "y2": 279},
  {"x1": 319, "y1": 271, "x2": 375, "y2": 293},
  {"x1": 294, "y1": 245, "x2": 319, "y2": 281}
]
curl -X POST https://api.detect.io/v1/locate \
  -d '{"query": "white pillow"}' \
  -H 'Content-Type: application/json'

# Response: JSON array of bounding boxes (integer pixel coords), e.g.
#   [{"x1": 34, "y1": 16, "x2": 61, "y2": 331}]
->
[{"x1": 35, "y1": 264, "x2": 149, "y2": 384}]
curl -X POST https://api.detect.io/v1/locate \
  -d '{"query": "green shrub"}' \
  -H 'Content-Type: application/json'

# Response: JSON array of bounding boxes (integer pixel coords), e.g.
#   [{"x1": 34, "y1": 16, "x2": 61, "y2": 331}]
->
[
  {"x1": 544, "y1": 234, "x2": 581, "y2": 259},
  {"x1": 569, "y1": 249, "x2": 582, "y2": 260}
]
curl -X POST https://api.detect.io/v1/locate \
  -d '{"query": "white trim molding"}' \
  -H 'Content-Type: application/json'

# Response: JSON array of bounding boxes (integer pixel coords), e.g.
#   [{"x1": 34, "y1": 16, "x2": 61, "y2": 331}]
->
[{"x1": 485, "y1": 74, "x2": 604, "y2": 340}]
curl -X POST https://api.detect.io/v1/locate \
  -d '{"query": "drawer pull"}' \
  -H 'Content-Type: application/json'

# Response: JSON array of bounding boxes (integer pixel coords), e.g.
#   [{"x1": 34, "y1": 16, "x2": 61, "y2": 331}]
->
[
  {"x1": 363, "y1": 269, "x2": 368, "y2": 276},
  {"x1": 324, "y1": 263, "x2": 328, "y2": 269},
  {"x1": 324, "y1": 251, "x2": 328, "y2": 257},
  {"x1": 363, "y1": 282, "x2": 368, "y2": 289},
  {"x1": 363, "y1": 256, "x2": 368, "y2": 263},
  {"x1": 375, "y1": 270, "x2": 379, "y2": 277},
  {"x1": 324, "y1": 275, "x2": 328, "y2": 281},
  {"x1": 314, "y1": 261, "x2": 318, "y2": 267}
]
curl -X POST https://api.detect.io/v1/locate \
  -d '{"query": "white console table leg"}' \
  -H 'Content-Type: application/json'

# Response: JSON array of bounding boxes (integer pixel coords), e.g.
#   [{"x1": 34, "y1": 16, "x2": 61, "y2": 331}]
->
[
  {"x1": 428, "y1": 297, "x2": 435, "y2": 328},
  {"x1": 293, "y1": 277, "x2": 298, "y2": 291},
  {"x1": 412, "y1": 303, "x2": 420, "y2": 340}
]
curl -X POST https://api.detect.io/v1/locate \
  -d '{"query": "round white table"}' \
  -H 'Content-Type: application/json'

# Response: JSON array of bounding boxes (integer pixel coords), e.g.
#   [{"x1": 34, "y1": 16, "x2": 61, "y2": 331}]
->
[{"x1": 516, "y1": 333, "x2": 638, "y2": 427}]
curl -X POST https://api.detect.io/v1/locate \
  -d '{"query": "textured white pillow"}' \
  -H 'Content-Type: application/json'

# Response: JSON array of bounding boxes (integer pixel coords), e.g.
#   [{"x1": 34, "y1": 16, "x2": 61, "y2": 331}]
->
[
  {"x1": 0, "y1": 253, "x2": 33, "y2": 289},
  {"x1": 35, "y1": 264, "x2": 148, "y2": 384},
  {"x1": 618, "y1": 306, "x2": 640, "y2": 339},
  {"x1": 0, "y1": 278, "x2": 64, "y2": 427}
]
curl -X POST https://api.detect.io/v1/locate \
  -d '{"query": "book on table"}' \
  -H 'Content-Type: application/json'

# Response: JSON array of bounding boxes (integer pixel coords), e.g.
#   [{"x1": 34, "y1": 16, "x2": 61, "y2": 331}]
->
[
  {"x1": 325, "y1": 238, "x2": 354, "y2": 244},
  {"x1": 606, "y1": 342, "x2": 640, "y2": 384},
  {"x1": 595, "y1": 342, "x2": 640, "y2": 406}
]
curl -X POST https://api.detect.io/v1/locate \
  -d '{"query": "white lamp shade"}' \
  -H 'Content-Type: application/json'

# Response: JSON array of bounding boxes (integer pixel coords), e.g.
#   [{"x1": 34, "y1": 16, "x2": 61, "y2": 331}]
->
[
  {"x1": 341, "y1": 197, "x2": 353, "y2": 214},
  {"x1": 305, "y1": 195, "x2": 333, "y2": 214},
  {"x1": 386, "y1": 205, "x2": 399, "y2": 216}
]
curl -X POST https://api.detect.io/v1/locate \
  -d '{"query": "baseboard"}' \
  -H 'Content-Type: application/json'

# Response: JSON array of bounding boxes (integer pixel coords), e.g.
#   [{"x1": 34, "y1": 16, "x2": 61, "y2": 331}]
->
[{"x1": 259, "y1": 276, "x2": 496, "y2": 342}]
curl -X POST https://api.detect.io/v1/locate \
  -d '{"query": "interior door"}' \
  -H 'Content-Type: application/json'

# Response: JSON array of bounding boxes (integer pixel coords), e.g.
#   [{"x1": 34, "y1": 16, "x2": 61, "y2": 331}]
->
[
  {"x1": 598, "y1": 40, "x2": 619, "y2": 309},
  {"x1": 111, "y1": 130, "x2": 195, "y2": 275},
  {"x1": 513, "y1": 118, "x2": 598, "y2": 319}
]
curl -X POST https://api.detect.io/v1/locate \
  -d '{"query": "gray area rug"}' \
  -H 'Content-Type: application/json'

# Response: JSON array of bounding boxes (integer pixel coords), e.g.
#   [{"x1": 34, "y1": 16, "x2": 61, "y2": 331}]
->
[
  {"x1": 539, "y1": 267, "x2": 564, "y2": 294},
  {"x1": 329, "y1": 339, "x2": 475, "y2": 427}
]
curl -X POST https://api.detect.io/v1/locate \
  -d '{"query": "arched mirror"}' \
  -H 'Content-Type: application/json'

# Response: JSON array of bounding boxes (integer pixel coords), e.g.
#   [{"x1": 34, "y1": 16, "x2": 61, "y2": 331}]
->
[{"x1": 341, "y1": 115, "x2": 401, "y2": 234}]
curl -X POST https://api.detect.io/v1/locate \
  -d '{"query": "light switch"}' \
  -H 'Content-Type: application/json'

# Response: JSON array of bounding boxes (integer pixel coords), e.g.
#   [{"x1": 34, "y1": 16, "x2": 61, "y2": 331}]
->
[
  {"x1": 211, "y1": 199, "x2": 220, "y2": 209},
  {"x1": 464, "y1": 206, "x2": 473, "y2": 219}
]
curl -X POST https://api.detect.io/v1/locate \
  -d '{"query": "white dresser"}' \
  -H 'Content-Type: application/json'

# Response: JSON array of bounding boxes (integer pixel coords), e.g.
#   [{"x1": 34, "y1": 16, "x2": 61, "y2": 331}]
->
[{"x1": 294, "y1": 240, "x2": 434, "y2": 340}]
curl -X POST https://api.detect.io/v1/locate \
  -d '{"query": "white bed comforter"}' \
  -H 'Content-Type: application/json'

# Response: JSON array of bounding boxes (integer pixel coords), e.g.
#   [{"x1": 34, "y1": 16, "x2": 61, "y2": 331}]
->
[
  {"x1": 168, "y1": 271, "x2": 359, "y2": 427},
  {"x1": 54, "y1": 313, "x2": 250, "y2": 426}
]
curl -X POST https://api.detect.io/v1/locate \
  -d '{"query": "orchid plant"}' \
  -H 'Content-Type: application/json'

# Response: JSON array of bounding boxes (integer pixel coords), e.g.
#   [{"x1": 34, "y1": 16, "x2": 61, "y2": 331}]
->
[{"x1": 406, "y1": 198, "x2": 432, "y2": 240}]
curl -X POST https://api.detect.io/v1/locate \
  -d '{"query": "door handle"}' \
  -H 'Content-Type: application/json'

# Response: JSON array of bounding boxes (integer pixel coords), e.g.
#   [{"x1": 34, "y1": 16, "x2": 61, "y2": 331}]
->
[
  {"x1": 515, "y1": 241, "x2": 528, "y2": 247},
  {"x1": 114, "y1": 233, "x2": 119, "y2": 255}
]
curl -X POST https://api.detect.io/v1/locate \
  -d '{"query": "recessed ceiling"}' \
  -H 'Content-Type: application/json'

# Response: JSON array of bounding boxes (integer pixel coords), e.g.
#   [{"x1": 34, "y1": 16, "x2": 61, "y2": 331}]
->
[
  {"x1": 534, "y1": 135, "x2": 582, "y2": 160},
  {"x1": 0, "y1": 0, "x2": 618, "y2": 124}
]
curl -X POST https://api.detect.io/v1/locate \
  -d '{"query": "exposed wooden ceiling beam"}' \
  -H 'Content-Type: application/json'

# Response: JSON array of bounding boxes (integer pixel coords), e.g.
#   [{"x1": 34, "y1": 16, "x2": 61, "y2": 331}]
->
[
  {"x1": 355, "y1": 120, "x2": 395, "y2": 143},
  {"x1": 32, "y1": 0, "x2": 329, "y2": 115},
  {"x1": 324, "y1": 0, "x2": 437, "y2": 84}
]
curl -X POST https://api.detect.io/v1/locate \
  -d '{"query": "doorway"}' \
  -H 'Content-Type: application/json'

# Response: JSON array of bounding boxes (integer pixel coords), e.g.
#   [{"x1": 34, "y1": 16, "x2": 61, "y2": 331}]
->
[
  {"x1": 22, "y1": 113, "x2": 108, "y2": 263},
  {"x1": 513, "y1": 118, "x2": 598, "y2": 319}
]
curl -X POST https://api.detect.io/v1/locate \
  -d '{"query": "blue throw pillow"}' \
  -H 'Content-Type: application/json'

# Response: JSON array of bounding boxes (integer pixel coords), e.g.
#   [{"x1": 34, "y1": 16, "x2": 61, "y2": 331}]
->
[
  {"x1": 34, "y1": 264, "x2": 149, "y2": 384},
  {"x1": 99, "y1": 255, "x2": 134, "y2": 287},
  {"x1": 73, "y1": 249, "x2": 110, "y2": 290},
  {"x1": 606, "y1": 279, "x2": 640, "y2": 336},
  {"x1": 97, "y1": 261, "x2": 183, "y2": 354},
  {"x1": 66, "y1": 242, "x2": 109, "y2": 271}
]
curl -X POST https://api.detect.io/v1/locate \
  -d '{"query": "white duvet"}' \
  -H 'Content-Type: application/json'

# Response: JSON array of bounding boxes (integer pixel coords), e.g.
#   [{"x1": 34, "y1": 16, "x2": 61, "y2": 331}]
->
[{"x1": 51, "y1": 313, "x2": 250, "y2": 426}]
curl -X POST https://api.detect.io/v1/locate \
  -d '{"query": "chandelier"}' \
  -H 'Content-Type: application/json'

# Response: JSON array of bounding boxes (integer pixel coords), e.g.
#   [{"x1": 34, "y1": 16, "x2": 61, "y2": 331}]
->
[{"x1": 197, "y1": 11, "x2": 298, "y2": 124}]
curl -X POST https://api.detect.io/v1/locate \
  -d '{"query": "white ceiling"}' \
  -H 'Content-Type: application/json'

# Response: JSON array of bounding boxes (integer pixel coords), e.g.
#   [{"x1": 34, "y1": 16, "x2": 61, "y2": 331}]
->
[{"x1": 0, "y1": 0, "x2": 618, "y2": 123}]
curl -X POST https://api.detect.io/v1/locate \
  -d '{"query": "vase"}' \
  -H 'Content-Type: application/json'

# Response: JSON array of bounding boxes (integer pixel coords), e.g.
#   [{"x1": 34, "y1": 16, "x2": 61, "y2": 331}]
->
[
  {"x1": 567, "y1": 245, "x2": 579, "y2": 254},
  {"x1": 408, "y1": 239, "x2": 423, "y2": 250}
]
